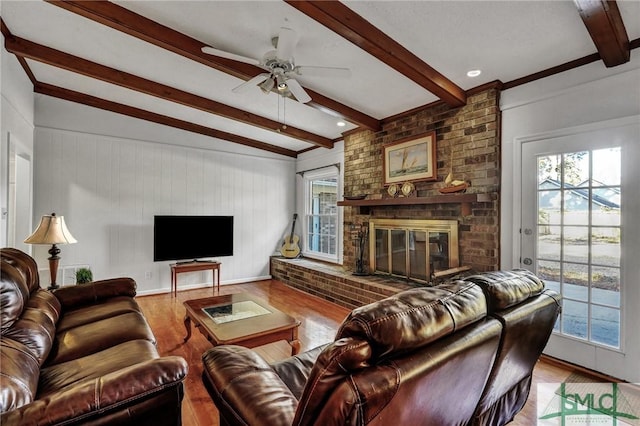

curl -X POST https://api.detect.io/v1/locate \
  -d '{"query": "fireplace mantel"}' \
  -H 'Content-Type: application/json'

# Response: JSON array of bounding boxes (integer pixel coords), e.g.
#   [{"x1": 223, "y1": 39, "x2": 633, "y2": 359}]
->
[{"x1": 338, "y1": 193, "x2": 492, "y2": 215}]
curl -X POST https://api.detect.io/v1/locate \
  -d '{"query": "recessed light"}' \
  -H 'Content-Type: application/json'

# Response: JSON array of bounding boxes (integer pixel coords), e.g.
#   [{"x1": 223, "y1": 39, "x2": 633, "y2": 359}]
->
[
  {"x1": 467, "y1": 69, "x2": 482, "y2": 78},
  {"x1": 336, "y1": 121, "x2": 346, "y2": 127}
]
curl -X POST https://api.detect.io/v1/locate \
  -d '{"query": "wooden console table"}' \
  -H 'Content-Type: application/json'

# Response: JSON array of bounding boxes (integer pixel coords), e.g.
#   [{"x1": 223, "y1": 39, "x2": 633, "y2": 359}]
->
[{"x1": 170, "y1": 261, "x2": 220, "y2": 297}]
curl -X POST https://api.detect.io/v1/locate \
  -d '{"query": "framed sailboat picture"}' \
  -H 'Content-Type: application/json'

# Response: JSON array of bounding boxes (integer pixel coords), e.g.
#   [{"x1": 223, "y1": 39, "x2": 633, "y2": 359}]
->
[{"x1": 383, "y1": 132, "x2": 437, "y2": 185}]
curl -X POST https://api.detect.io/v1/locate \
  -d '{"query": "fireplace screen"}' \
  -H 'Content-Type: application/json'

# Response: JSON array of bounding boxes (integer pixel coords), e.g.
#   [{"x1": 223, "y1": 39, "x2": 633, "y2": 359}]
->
[{"x1": 370, "y1": 219, "x2": 459, "y2": 283}]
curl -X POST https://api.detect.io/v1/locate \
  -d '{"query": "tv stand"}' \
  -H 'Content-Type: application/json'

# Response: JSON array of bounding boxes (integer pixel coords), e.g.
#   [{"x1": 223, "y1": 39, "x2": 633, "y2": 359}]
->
[{"x1": 170, "y1": 260, "x2": 220, "y2": 297}]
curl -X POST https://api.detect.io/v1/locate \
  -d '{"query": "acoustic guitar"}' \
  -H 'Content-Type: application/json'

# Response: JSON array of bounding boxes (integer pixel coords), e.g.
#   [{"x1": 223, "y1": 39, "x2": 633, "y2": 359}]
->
[{"x1": 280, "y1": 214, "x2": 301, "y2": 258}]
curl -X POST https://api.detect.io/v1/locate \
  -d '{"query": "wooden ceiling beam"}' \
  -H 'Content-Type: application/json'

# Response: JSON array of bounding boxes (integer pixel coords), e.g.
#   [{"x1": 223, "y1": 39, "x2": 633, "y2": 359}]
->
[
  {"x1": 3, "y1": 31, "x2": 333, "y2": 148},
  {"x1": 574, "y1": 0, "x2": 630, "y2": 67},
  {"x1": 285, "y1": 0, "x2": 466, "y2": 107},
  {"x1": 46, "y1": 0, "x2": 380, "y2": 131},
  {"x1": 34, "y1": 82, "x2": 298, "y2": 158}
]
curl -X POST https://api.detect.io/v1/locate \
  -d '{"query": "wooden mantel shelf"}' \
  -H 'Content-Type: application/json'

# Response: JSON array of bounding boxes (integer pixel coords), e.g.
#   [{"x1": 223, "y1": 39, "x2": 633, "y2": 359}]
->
[{"x1": 337, "y1": 193, "x2": 493, "y2": 215}]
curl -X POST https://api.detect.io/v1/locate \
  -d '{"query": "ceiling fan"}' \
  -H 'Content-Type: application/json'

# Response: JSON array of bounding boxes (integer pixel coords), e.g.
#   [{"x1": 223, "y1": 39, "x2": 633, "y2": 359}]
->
[{"x1": 201, "y1": 27, "x2": 351, "y2": 104}]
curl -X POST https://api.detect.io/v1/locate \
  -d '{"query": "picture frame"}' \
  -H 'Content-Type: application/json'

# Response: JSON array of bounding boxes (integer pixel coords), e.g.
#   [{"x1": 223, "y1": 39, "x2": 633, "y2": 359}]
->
[{"x1": 383, "y1": 132, "x2": 437, "y2": 185}]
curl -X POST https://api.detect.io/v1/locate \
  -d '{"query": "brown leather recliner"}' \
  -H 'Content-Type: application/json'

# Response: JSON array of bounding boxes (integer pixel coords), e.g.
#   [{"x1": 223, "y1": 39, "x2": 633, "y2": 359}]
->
[
  {"x1": 201, "y1": 270, "x2": 560, "y2": 426},
  {"x1": 466, "y1": 270, "x2": 561, "y2": 425},
  {"x1": 0, "y1": 248, "x2": 188, "y2": 425}
]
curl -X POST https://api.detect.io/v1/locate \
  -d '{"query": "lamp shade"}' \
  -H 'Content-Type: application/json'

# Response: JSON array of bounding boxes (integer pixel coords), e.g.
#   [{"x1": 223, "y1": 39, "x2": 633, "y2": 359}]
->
[{"x1": 24, "y1": 213, "x2": 77, "y2": 245}]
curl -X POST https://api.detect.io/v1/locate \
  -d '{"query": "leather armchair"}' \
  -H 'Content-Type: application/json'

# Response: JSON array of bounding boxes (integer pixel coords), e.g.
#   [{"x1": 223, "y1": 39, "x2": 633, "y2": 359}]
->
[{"x1": 202, "y1": 270, "x2": 560, "y2": 426}]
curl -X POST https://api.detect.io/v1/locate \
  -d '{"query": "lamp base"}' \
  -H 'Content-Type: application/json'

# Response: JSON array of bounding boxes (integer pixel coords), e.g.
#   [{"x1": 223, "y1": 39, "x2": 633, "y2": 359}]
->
[{"x1": 47, "y1": 244, "x2": 61, "y2": 291}]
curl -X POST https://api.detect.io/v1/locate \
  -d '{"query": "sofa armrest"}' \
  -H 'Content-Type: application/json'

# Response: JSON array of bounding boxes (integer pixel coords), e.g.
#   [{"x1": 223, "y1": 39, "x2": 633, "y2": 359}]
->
[
  {"x1": 53, "y1": 277, "x2": 137, "y2": 309},
  {"x1": 202, "y1": 345, "x2": 298, "y2": 426},
  {"x1": 0, "y1": 356, "x2": 187, "y2": 426}
]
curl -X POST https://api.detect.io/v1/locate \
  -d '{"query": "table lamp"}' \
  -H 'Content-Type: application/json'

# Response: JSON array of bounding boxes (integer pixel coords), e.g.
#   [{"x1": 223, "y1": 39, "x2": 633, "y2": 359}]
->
[{"x1": 24, "y1": 212, "x2": 77, "y2": 290}]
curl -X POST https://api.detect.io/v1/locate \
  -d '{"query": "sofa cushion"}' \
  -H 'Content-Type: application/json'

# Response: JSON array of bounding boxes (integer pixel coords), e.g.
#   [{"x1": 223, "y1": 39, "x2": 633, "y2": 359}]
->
[
  {"x1": 1, "y1": 248, "x2": 41, "y2": 294},
  {"x1": 2, "y1": 305, "x2": 56, "y2": 365},
  {"x1": 26, "y1": 289, "x2": 61, "y2": 330},
  {"x1": 47, "y1": 311, "x2": 156, "y2": 365},
  {"x1": 466, "y1": 269, "x2": 545, "y2": 312},
  {"x1": 56, "y1": 296, "x2": 142, "y2": 332},
  {"x1": 1, "y1": 261, "x2": 31, "y2": 332},
  {"x1": 336, "y1": 280, "x2": 486, "y2": 359},
  {"x1": 0, "y1": 338, "x2": 40, "y2": 412},
  {"x1": 4, "y1": 357, "x2": 188, "y2": 426},
  {"x1": 53, "y1": 278, "x2": 137, "y2": 310},
  {"x1": 38, "y1": 339, "x2": 159, "y2": 397}
]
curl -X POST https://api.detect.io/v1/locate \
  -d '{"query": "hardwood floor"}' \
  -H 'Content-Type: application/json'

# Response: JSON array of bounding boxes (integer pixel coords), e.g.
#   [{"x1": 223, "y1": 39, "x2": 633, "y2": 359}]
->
[{"x1": 137, "y1": 279, "x2": 598, "y2": 426}]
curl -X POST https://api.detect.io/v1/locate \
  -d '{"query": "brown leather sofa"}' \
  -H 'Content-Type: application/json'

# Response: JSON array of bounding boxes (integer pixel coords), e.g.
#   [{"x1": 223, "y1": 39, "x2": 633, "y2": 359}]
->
[
  {"x1": 202, "y1": 270, "x2": 560, "y2": 426},
  {"x1": 0, "y1": 248, "x2": 188, "y2": 425}
]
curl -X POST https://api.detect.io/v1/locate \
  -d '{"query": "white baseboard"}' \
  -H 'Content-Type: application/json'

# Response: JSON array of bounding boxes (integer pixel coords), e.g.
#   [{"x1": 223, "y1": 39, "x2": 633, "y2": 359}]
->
[{"x1": 136, "y1": 275, "x2": 272, "y2": 296}]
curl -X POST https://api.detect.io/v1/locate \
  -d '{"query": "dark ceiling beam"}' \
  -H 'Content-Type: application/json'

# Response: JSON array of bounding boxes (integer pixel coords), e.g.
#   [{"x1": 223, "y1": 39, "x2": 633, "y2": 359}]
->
[
  {"x1": 502, "y1": 53, "x2": 600, "y2": 90},
  {"x1": 46, "y1": 0, "x2": 380, "y2": 131},
  {"x1": 574, "y1": 0, "x2": 630, "y2": 67},
  {"x1": 34, "y1": 82, "x2": 298, "y2": 158},
  {"x1": 503, "y1": 36, "x2": 639, "y2": 90},
  {"x1": 3, "y1": 31, "x2": 333, "y2": 148},
  {"x1": 16, "y1": 55, "x2": 37, "y2": 86},
  {"x1": 285, "y1": 0, "x2": 466, "y2": 107}
]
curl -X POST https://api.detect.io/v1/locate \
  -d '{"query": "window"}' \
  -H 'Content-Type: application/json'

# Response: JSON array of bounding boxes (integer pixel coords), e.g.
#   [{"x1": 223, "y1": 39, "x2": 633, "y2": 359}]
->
[
  {"x1": 536, "y1": 148, "x2": 621, "y2": 348},
  {"x1": 303, "y1": 168, "x2": 339, "y2": 262}
]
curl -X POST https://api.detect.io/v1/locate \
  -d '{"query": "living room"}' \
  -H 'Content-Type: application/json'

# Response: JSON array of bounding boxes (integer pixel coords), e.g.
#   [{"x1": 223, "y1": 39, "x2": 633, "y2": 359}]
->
[{"x1": 2, "y1": 1, "x2": 640, "y2": 424}]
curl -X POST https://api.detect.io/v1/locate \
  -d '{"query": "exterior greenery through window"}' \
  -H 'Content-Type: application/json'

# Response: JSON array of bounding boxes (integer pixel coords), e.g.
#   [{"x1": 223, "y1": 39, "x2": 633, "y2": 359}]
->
[{"x1": 304, "y1": 169, "x2": 338, "y2": 262}]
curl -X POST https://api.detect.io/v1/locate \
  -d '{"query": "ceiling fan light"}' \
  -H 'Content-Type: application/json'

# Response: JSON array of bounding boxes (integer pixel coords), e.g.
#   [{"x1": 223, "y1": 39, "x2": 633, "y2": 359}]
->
[
  {"x1": 276, "y1": 74, "x2": 288, "y2": 91},
  {"x1": 259, "y1": 77, "x2": 275, "y2": 93}
]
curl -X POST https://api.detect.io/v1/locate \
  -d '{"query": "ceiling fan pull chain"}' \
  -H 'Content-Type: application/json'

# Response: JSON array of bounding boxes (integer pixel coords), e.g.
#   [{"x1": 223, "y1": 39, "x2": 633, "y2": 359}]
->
[{"x1": 283, "y1": 96, "x2": 287, "y2": 130}]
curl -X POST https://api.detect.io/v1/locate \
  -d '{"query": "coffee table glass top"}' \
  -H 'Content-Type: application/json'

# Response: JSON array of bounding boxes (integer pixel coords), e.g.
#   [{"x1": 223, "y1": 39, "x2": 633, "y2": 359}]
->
[
  {"x1": 202, "y1": 300, "x2": 271, "y2": 325},
  {"x1": 184, "y1": 293, "x2": 301, "y2": 353}
]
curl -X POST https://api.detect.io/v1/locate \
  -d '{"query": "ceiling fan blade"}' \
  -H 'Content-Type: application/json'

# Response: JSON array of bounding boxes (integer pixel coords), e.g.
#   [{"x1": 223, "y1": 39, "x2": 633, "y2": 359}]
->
[
  {"x1": 285, "y1": 78, "x2": 312, "y2": 103},
  {"x1": 232, "y1": 73, "x2": 272, "y2": 94},
  {"x1": 276, "y1": 27, "x2": 299, "y2": 61},
  {"x1": 201, "y1": 46, "x2": 261, "y2": 66},
  {"x1": 294, "y1": 66, "x2": 351, "y2": 78}
]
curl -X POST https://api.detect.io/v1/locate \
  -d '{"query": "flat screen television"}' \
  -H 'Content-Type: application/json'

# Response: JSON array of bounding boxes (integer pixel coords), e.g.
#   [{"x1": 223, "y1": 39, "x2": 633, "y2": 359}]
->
[{"x1": 153, "y1": 215, "x2": 233, "y2": 262}]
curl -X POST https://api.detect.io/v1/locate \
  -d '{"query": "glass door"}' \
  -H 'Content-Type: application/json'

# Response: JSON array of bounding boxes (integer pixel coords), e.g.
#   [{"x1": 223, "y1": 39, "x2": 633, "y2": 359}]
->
[{"x1": 520, "y1": 120, "x2": 639, "y2": 381}]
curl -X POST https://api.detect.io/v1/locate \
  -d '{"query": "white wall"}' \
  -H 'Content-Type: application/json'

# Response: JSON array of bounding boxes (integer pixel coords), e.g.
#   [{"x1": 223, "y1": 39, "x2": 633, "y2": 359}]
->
[
  {"x1": 1, "y1": 34, "x2": 35, "y2": 248},
  {"x1": 33, "y1": 96, "x2": 296, "y2": 294},
  {"x1": 501, "y1": 52, "x2": 640, "y2": 268}
]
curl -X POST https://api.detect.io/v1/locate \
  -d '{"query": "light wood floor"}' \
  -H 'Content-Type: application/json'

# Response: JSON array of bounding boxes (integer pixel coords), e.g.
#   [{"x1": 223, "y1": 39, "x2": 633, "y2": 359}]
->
[{"x1": 137, "y1": 279, "x2": 600, "y2": 426}]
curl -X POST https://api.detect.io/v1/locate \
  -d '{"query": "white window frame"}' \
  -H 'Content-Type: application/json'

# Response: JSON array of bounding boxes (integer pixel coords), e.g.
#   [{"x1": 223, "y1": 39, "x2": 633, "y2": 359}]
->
[{"x1": 302, "y1": 167, "x2": 341, "y2": 263}]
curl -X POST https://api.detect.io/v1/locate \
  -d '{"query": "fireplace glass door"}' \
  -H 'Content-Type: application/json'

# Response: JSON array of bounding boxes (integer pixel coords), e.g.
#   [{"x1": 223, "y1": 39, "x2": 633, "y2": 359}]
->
[{"x1": 370, "y1": 219, "x2": 459, "y2": 283}]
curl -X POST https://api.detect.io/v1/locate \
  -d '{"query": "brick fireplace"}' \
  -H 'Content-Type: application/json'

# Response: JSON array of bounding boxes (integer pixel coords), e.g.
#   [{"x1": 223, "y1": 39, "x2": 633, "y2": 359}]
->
[
  {"x1": 272, "y1": 85, "x2": 501, "y2": 308},
  {"x1": 343, "y1": 85, "x2": 501, "y2": 275}
]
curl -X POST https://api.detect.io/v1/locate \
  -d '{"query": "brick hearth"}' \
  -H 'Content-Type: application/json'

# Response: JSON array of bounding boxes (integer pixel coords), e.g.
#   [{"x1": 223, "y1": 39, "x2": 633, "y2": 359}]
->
[{"x1": 270, "y1": 257, "x2": 418, "y2": 310}]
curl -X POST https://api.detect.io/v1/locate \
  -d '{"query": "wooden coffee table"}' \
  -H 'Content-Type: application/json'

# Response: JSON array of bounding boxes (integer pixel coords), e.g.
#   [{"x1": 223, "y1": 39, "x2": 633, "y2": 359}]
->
[{"x1": 183, "y1": 293, "x2": 301, "y2": 355}]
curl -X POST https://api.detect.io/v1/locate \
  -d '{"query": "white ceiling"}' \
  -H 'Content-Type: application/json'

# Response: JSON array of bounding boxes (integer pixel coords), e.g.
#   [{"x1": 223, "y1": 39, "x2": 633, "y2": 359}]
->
[{"x1": 2, "y1": 1, "x2": 638, "y2": 156}]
